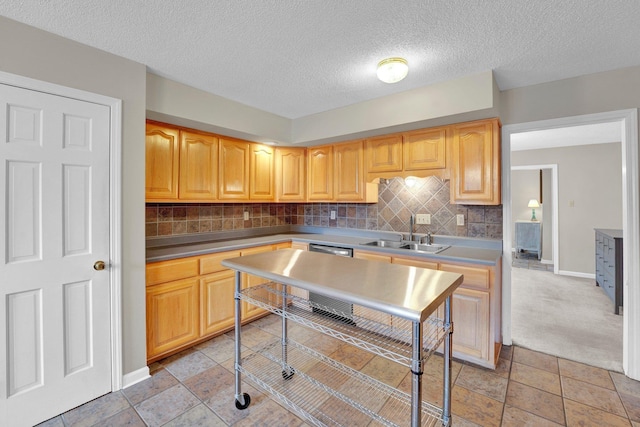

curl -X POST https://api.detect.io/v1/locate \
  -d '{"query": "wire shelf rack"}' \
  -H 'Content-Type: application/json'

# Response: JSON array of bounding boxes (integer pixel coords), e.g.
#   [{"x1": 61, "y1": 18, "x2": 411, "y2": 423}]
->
[
  {"x1": 238, "y1": 282, "x2": 449, "y2": 367},
  {"x1": 239, "y1": 339, "x2": 445, "y2": 427}
]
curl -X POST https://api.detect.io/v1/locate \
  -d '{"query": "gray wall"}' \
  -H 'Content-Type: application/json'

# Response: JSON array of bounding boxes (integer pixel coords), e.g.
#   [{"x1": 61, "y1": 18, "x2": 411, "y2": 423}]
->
[
  {"x1": 512, "y1": 143, "x2": 622, "y2": 274},
  {"x1": 0, "y1": 16, "x2": 148, "y2": 376}
]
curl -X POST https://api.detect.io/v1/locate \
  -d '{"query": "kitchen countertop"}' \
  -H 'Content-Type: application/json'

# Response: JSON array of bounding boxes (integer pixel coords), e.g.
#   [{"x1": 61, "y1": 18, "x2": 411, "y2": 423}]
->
[
  {"x1": 222, "y1": 248, "x2": 464, "y2": 322},
  {"x1": 146, "y1": 226, "x2": 503, "y2": 266}
]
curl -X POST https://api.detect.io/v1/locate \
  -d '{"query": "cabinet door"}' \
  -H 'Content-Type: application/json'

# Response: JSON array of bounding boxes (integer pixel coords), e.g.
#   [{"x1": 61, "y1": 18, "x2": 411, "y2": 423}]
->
[
  {"x1": 250, "y1": 144, "x2": 275, "y2": 200},
  {"x1": 179, "y1": 131, "x2": 218, "y2": 200},
  {"x1": 450, "y1": 119, "x2": 501, "y2": 205},
  {"x1": 334, "y1": 140, "x2": 366, "y2": 201},
  {"x1": 146, "y1": 277, "x2": 199, "y2": 360},
  {"x1": 403, "y1": 127, "x2": 447, "y2": 171},
  {"x1": 366, "y1": 134, "x2": 403, "y2": 173},
  {"x1": 275, "y1": 147, "x2": 306, "y2": 201},
  {"x1": 219, "y1": 138, "x2": 250, "y2": 200},
  {"x1": 200, "y1": 271, "x2": 236, "y2": 336},
  {"x1": 240, "y1": 245, "x2": 274, "y2": 320},
  {"x1": 354, "y1": 250, "x2": 392, "y2": 263},
  {"x1": 392, "y1": 256, "x2": 438, "y2": 270},
  {"x1": 447, "y1": 288, "x2": 490, "y2": 360},
  {"x1": 145, "y1": 122, "x2": 180, "y2": 200},
  {"x1": 308, "y1": 145, "x2": 333, "y2": 200}
]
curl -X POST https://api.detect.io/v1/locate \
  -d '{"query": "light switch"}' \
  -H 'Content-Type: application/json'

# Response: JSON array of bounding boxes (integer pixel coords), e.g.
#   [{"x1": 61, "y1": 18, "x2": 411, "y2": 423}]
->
[
  {"x1": 416, "y1": 213, "x2": 430, "y2": 224},
  {"x1": 244, "y1": 211, "x2": 249, "y2": 220},
  {"x1": 456, "y1": 214, "x2": 465, "y2": 226},
  {"x1": 330, "y1": 210, "x2": 336, "y2": 220}
]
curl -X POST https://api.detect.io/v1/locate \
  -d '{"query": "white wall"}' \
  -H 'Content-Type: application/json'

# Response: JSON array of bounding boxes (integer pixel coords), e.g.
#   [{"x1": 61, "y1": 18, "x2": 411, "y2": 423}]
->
[
  {"x1": 0, "y1": 16, "x2": 147, "y2": 377},
  {"x1": 512, "y1": 143, "x2": 622, "y2": 274}
]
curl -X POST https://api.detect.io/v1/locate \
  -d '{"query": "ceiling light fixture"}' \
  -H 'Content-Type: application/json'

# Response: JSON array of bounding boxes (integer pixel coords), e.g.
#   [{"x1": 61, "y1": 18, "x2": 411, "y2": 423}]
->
[{"x1": 376, "y1": 57, "x2": 409, "y2": 83}]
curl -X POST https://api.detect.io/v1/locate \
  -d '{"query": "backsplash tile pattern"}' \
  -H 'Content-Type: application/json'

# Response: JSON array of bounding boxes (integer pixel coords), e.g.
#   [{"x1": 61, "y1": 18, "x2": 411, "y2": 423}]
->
[{"x1": 146, "y1": 177, "x2": 502, "y2": 240}]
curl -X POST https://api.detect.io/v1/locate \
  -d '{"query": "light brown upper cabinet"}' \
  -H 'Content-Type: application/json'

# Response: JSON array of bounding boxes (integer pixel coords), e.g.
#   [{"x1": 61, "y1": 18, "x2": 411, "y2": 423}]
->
[
  {"x1": 179, "y1": 130, "x2": 218, "y2": 200},
  {"x1": 334, "y1": 140, "x2": 378, "y2": 202},
  {"x1": 249, "y1": 144, "x2": 275, "y2": 200},
  {"x1": 403, "y1": 127, "x2": 448, "y2": 173},
  {"x1": 146, "y1": 122, "x2": 180, "y2": 201},
  {"x1": 275, "y1": 147, "x2": 306, "y2": 202},
  {"x1": 307, "y1": 145, "x2": 334, "y2": 201},
  {"x1": 365, "y1": 134, "x2": 403, "y2": 175},
  {"x1": 218, "y1": 138, "x2": 251, "y2": 200},
  {"x1": 450, "y1": 118, "x2": 501, "y2": 205}
]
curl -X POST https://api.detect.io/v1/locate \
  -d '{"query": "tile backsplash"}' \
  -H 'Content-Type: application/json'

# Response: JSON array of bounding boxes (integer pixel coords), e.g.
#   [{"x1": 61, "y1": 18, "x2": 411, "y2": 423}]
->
[{"x1": 146, "y1": 177, "x2": 502, "y2": 239}]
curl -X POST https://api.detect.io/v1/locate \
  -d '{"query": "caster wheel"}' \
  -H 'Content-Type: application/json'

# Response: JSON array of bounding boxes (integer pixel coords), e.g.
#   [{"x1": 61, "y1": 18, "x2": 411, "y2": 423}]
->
[
  {"x1": 282, "y1": 369, "x2": 294, "y2": 380},
  {"x1": 235, "y1": 393, "x2": 251, "y2": 410}
]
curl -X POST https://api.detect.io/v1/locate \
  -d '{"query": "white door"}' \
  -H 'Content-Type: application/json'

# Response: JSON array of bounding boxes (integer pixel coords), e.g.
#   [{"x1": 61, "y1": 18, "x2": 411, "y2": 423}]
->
[{"x1": 0, "y1": 84, "x2": 112, "y2": 426}]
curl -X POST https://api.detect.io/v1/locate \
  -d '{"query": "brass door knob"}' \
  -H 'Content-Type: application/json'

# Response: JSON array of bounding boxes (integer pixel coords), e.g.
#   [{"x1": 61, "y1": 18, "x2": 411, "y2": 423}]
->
[{"x1": 94, "y1": 261, "x2": 106, "y2": 271}]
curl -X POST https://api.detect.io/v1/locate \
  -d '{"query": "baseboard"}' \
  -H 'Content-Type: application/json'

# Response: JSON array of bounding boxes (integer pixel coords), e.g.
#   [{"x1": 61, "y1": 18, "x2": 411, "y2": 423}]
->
[
  {"x1": 557, "y1": 270, "x2": 596, "y2": 279},
  {"x1": 122, "y1": 366, "x2": 150, "y2": 389},
  {"x1": 540, "y1": 258, "x2": 553, "y2": 265}
]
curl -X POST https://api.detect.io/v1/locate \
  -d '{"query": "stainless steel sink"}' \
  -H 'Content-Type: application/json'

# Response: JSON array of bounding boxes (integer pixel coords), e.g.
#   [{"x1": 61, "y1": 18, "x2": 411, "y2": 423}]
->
[
  {"x1": 399, "y1": 242, "x2": 450, "y2": 254},
  {"x1": 360, "y1": 239, "x2": 405, "y2": 249},
  {"x1": 361, "y1": 240, "x2": 450, "y2": 254}
]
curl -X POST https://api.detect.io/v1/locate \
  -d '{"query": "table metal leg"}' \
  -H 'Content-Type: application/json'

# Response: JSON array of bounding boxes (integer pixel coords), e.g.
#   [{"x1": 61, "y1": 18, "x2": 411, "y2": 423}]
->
[
  {"x1": 234, "y1": 270, "x2": 250, "y2": 409},
  {"x1": 442, "y1": 295, "x2": 453, "y2": 426},
  {"x1": 411, "y1": 319, "x2": 423, "y2": 427}
]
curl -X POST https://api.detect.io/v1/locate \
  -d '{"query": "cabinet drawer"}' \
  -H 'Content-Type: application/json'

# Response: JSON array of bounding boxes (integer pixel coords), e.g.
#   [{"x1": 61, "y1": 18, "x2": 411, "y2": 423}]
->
[
  {"x1": 200, "y1": 250, "x2": 241, "y2": 275},
  {"x1": 147, "y1": 257, "x2": 199, "y2": 285},
  {"x1": 439, "y1": 263, "x2": 490, "y2": 289},
  {"x1": 392, "y1": 257, "x2": 438, "y2": 270}
]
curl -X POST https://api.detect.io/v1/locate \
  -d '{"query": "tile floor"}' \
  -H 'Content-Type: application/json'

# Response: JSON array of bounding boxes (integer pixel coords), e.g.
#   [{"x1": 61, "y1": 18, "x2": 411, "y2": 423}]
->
[
  {"x1": 512, "y1": 251, "x2": 554, "y2": 272},
  {"x1": 39, "y1": 314, "x2": 640, "y2": 427}
]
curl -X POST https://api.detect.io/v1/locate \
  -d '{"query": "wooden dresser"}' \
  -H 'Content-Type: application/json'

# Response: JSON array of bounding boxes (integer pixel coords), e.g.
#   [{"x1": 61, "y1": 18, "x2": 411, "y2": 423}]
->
[{"x1": 595, "y1": 229, "x2": 623, "y2": 314}]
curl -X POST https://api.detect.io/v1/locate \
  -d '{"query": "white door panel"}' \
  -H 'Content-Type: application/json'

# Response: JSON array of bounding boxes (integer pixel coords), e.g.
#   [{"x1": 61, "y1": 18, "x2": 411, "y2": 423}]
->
[{"x1": 0, "y1": 84, "x2": 112, "y2": 426}]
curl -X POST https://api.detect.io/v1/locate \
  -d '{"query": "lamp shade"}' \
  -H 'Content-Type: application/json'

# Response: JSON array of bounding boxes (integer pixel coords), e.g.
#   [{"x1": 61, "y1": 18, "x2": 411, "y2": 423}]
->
[{"x1": 528, "y1": 199, "x2": 540, "y2": 208}]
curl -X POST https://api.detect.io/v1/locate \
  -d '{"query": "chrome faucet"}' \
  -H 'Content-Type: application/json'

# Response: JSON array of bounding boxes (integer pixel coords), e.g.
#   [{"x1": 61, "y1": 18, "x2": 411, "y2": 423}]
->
[
  {"x1": 408, "y1": 214, "x2": 414, "y2": 242},
  {"x1": 425, "y1": 232, "x2": 433, "y2": 245}
]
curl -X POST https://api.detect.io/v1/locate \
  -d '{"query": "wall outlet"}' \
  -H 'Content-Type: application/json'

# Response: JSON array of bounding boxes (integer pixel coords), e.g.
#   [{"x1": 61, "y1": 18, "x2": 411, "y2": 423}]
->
[
  {"x1": 243, "y1": 211, "x2": 249, "y2": 220},
  {"x1": 415, "y1": 213, "x2": 430, "y2": 224},
  {"x1": 456, "y1": 214, "x2": 465, "y2": 226},
  {"x1": 330, "y1": 210, "x2": 336, "y2": 220}
]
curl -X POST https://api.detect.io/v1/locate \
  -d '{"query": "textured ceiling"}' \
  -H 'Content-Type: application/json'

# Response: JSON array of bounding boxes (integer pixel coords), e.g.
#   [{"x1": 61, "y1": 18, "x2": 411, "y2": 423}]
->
[{"x1": 2, "y1": 1, "x2": 640, "y2": 119}]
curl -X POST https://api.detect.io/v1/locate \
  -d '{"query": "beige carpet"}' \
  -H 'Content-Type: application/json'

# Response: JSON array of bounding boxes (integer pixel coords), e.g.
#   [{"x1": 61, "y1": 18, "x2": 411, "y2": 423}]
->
[{"x1": 511, "y1": 267, "x2": 623, "y2": 372}]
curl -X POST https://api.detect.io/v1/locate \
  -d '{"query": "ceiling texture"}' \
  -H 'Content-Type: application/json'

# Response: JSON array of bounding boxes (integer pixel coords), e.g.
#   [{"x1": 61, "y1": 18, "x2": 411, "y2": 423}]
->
[{"x1": 1, "y1": 1, "x2": 640, "y2": 121}]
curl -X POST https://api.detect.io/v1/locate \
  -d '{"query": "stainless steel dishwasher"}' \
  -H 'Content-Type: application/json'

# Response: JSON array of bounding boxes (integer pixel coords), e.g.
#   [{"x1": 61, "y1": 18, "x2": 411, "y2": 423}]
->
[{"x1": 307, "y1": 243, "x2": 355, "y2": 323}]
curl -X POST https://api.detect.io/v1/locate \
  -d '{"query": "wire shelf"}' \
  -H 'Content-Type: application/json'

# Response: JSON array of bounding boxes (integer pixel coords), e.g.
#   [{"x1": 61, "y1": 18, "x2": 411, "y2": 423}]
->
[
  {"x1": 238, "y1": 282, "x2": 449, "y2": 367},
  {"x1": 238, "y1": 340, "x2": 445, "y2": 427}
]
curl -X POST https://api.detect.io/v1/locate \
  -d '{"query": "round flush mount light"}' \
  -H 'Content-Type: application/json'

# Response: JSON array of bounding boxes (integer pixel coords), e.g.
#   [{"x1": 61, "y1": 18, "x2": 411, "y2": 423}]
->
[{"x1": 376, "y1": 57, "x2": 409, "y2": 83}]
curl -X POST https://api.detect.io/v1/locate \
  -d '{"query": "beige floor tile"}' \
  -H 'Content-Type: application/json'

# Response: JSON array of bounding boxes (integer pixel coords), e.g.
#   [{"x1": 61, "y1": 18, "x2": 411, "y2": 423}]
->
[
  {"x1": 620, "y1": 392, "x2": 640, "y2": 422},
  {"x1": 63, "y1": 391, "x2": 131, "y2": 427},
  {"x1": 564, "y1": 399, "x2": 631, "y2": 427},
  {"x1": 494, "y1": 356, "x2": 512, "y2": 379},
  {"x1": 123, "y1": 368, "x2": 179, "y2": 405},
  {"x1": 450, "y1": 414, "x2": 483, "y2": 426},
  {"x1": 501, "y1": 405, "x2": 564, "y2": 426},
  {"x1": 182, "y1": 364, "x2": 234, "y2": 401},
  {"x1": 451, "y1": 386, "x2": 504, "y2": 427},
  {"x1": 506, "y1": 381, "x2": 565, "y2": 425},
  {"x1": 161, "y1": 349, "x2": 218, "y2": 382},
  {"x1": 35, "y1": 417, "x2": 64, "y2": 427},
  {"x1": 396, "y1": 371, "x2": 445, "y2": 406},
  {"x1": 513, "y1": 347, "x2": 559, "y2": 374},
  {"x1": 561, "y1": 376, "x2": 627, "y2": 417},
  {"x1": 423, "y1": 353, "x2": 463, "y2": 380},
  {"x1": 455, "y1": 364, "x2": 509, "y2": 402},
  {"x1": 134, "y1": 384, "x2": 200, "y2": 427},
  {"x1": 612, "y1": 371, "x2": 640, "y2": 398},
  {"x1": 98, "y1": 407, "x2": 146, "y2": 427},
  {"x1": 500, "y1": 345, "x2": 513, "y2": 361},
  {"x1": 233, "y1": 399, "x2": 305, "y2": 427},
  {"x1": 559, "y1": 358, "x2": 616, "y2": 390},
  {"x1": 329, "y1": 342, "x2": 374, "y2": 370},
  {"x1": 510, "y1": 362, "x2": 561, "y2": 395},
  {"x1": 162, "y1": 404, "x2": 226, "y2": 427},
  {"x1": 195, "y1": 334, "x2": 237, "y2": 364},
  {"x1": 359, "y1": 355, "x2": 408, "y2": 387}
]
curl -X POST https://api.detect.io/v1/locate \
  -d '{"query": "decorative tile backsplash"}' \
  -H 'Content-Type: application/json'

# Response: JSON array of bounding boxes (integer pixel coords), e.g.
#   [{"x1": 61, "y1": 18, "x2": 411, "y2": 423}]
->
[{"x1": 146, "y1": 176, "x2": 502, "y2": 239}]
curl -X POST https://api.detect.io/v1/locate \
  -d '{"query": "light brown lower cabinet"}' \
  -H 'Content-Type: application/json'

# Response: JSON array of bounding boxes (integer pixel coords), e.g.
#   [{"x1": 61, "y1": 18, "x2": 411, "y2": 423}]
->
[
  {"x1": 200, "y1": 270, "x2": 236, "y2": 336},
  {"x1": 352, "y1": 249, "x2": 501, "y2": 369},
  {"x1": 146, "y1": 243, "x2": 291, "y2": 363},
  {"x1": 146, "y1": 277, "x2": 200, "y2": 361}
]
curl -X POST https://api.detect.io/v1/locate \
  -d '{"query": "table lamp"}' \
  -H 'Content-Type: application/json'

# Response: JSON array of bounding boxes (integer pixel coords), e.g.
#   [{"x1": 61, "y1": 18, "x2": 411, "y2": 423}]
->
[{"x1": 528, "y1": 199, "x2": 540, "y2": 221}]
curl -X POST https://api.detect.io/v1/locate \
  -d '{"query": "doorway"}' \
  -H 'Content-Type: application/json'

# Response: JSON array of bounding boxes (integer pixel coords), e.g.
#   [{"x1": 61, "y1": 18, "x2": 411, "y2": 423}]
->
[{"x1": 502, "y1": 109, "x2": 639, "y2": 380}]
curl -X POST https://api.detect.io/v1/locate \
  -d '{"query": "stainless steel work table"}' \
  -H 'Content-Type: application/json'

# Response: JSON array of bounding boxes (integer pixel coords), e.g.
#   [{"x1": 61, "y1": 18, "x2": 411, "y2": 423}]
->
[{"x1": 222, "y1": 249, "x2": 463, "y2": 427}]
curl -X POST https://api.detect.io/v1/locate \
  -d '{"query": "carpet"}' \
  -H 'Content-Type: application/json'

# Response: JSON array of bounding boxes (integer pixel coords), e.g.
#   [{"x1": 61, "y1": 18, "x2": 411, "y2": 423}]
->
[{"x1": 511, "y1": 267, "x2": 623, "y2": 372}]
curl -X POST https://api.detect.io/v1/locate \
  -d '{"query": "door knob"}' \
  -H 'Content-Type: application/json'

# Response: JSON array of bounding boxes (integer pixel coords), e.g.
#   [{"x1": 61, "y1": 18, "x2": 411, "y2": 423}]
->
[{"x1": 94, "y1": 261, "x2": 106, "y2": 271}]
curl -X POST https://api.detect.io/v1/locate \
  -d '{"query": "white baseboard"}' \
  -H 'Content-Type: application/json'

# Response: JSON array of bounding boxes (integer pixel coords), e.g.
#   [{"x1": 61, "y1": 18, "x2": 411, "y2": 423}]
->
[
  {"x1": 122, "y1": 366, "x2": 150, "y2": 389},
  {"x1": 540, "y1": 258, "x2": 553, "y2": 265},
  {"x1": 558, "y1": 270, "x2": 596, "y2": 279}
]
